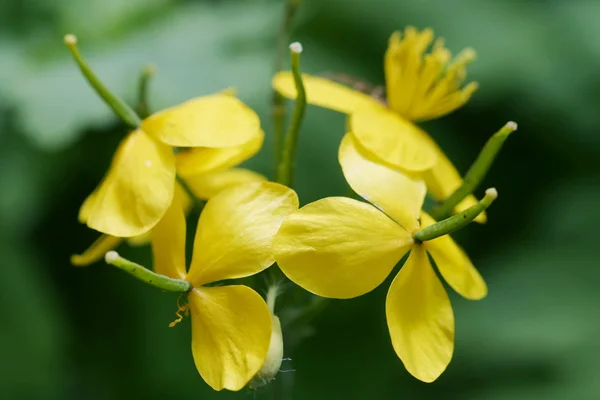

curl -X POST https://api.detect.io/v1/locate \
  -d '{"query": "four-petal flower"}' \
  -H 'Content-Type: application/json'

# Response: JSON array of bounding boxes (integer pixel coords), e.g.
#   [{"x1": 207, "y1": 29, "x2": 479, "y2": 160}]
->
[
  {"x1": 151, "y1": 181, "x2": 298, "y2": 391},
  {"x1": 80, "y1": 93, "x2": 261, "y2": 238},
  {"x1": 72, "y1": 101, "x2": 266, "y2": 266},
  {"x1": 274, "y1": 134, "x2": 487, "y2": 382}
]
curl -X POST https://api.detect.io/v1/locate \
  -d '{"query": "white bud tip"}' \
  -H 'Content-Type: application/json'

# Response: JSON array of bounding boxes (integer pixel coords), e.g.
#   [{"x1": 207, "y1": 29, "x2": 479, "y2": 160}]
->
[
  {"x1": 289, "y1": 42, "x2": 303, "y2": 54},
  {"x1": 105, "y1": 251, "x2": 120, "y2": 263},
  {"x1": 505, "y1": 121, "x2": 518, "y2": 131},
  {"x1": 64, "y1": 34, "x2": 77, "y2": 46},
  {"x1": 485, "y1": 188, "x2": 498, "y2": 200},
  {"x1": 144, "y1": 64, "x2": 157, "y2": 75}
]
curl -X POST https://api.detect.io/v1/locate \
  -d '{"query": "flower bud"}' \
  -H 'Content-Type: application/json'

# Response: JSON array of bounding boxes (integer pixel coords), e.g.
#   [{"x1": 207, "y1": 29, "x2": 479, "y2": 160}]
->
[{"x1": 251, "y1": 313, "x2": 284, "y2": 388}]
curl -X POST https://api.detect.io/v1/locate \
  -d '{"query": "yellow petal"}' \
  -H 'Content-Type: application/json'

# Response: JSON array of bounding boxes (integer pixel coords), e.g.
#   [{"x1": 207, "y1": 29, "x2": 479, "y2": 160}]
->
[
  {"x1": 125, "y1": 231, "x2": 152, "y2": 246},
  {"x1": 350, "y1": 107, "x2": 437, "y2": 172},
  {"x1": 274, "y1": 197, "x2": 412, "y2": 299},
  {"x1": 150, "y1": 188, "x2": 188, "y2": 280},
  {"x1": 189, "y1": 286, "x2": 272, "y2": 391},
  {"x1": 141, "y1": 94, "x2": 260, "y2": 148},
  {"x1": 183, "y1": 168, "x2": 267, "y2": 201},
  {"x1": 272, "y1": 71, "x2": 380, "y2": 114},
  {"x1": 218, "y1": 87, "x2": 237, "y2": 97},
  {"x1": 175, "y1": 181, "x2": 193, "y2": 216},
  {"x1": 385, "y1": 28, "x2": 436, "y2": 118},
  {"x1": 78, "y1": 189, "x2": 97, "y2": 223},
  {"x1": 339, "y1": 133, "x2": 425, "y2": 232},
  {"x1": 84, "y1": 130, "x2": 176, "y2": 237},
  {"x1": 421, "y1": 213, "x2": 487, "y2": 300},
  {"x1": 386, "y1": 245, "x2": 454, "y2": 382},
  {"x1": 176, "y1": 130, "x2": 264, "y2": 177},
  {"x1": 187, "y1": 182, "x2": 299, "y2": 286},
  {"x1": 132, "y1": 184, "x2": 191, "y2": 250},
  {"x1": 423, "y1": 146, "x2": 486, "y2": 223},
  {"x1": 70, "y1": 235, "x2": 122, "y2": 267}
]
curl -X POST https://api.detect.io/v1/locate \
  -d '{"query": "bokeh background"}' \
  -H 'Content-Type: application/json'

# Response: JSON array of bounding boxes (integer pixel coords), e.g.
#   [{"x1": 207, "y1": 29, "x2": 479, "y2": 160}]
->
[{"x1": 2, "y1": 0, "x2": 600, "y2": 398}]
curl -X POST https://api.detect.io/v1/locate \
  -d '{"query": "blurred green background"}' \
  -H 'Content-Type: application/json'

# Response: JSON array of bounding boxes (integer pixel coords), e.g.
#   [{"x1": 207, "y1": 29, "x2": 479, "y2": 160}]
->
[{"x1": 2, "y1": 0, "x2": 600, "y2": 398}]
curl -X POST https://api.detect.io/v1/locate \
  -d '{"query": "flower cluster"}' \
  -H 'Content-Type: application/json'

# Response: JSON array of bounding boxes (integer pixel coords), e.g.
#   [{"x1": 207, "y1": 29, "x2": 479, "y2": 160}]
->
[{"x1": 67, "y1": 25, "x2": 515, "y2": 392}]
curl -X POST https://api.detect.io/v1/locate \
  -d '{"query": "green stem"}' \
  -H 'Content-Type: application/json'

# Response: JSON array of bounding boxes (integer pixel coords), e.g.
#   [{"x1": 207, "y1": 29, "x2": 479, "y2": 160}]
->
[
  {"x1": 415, "y1": 188, "x2": 498, "y2": 243},
  {"x1": 104, "y1": 251, "x2": 191, "y2": 292},
  {"x1": 64, "y1": 34, "x2": 141, "y2": 128},
  {"x1": 266, "y1": 284, "x2": 280, "y2": 314},
  {"x1": 276, "y1": 43, "x2": 306, "y2": 187},
  {"x1": 284, "y1": 296, "x2": 329, "y2": 330},
  {"x1": 136, "y1": 64, "x2": 156, "y2": 119},
  {"x1": 273, "y1": 0, "x2": 302, "y2": 172},
  {"x1": 430, "y1": 122, "x2": 517, "y2": 220},
  {"x1": 176, "y1": 174, "x2": 206, "y2": 211}
]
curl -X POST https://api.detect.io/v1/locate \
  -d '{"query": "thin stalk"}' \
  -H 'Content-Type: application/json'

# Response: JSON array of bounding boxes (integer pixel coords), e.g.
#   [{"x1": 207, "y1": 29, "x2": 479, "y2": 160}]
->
[
  {"x1": 273, "y1": 0, "x2": 302, "y2": 170},
  {"x1": 104, "y1": 251, "x2": 191, "y2": 292},
  {"x1": 136, "y1": 64, "x2": 156, "y2": 119},
  {"x1": 430, "y1": 122, "x2": 517, "y2": 220},
  {"x1": 415, "y1": 188, "x2": 498, "y2": 243},
  {"x1": 276, "y1": 43, "x2": 306, "y2": 187},
  {"x1": 63, "y1": 34, "x2": 141, "y2": 128},
  {"x1": 176, "y1": 175, "x2": 206, "y2": 211}
]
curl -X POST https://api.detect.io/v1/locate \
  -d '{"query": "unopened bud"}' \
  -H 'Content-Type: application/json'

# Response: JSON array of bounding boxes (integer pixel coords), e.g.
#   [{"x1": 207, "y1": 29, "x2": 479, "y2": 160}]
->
[{"x1": 251, "y1": 313, "x2": 284, "y2": 388}]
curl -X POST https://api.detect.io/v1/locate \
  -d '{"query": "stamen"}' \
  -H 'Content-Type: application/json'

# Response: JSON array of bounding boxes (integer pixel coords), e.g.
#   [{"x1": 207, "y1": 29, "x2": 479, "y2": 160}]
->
[{"x1": 169, "y1": 294, "x2": 190, "y2": 328}]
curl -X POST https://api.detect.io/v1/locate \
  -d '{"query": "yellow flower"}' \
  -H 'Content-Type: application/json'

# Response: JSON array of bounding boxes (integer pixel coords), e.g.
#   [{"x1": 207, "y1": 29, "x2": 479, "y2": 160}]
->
[
  {"x1": 152, "y1": 181, "x2": 298, "y2": 391},
  {"x1": 79, "y1": 93, "x2": 261, "y2": 238},
  {"x1": 176, "y1": 128, "x2": 267, "y2": 199},
  {"x1": 72, "y1": 108, "x2": 267, "y2": 267},
  {"x1": 273, "y1": 26, "x2": 484, "y2": 221},
  {"x1": 273, "y1": 134, "x2": 487, "y2": 382}
]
